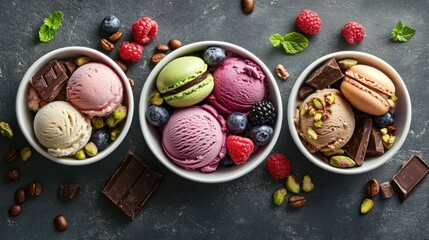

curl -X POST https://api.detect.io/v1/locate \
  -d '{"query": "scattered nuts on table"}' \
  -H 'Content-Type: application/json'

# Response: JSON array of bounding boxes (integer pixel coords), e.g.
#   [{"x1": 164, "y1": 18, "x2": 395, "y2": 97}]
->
[
  {"x1": 366, "y1": 179, "x2": 380, "y2": 198},
  {"x1": 20, "y1": 147, "x2": 32, "y2": 161},
  {"x1": 108, "y1": 31, "x2": 123, "y2": 42},
  {"x1": 241, "y1": 0, "x2": 255, "y2": 14},
  {"x1": 286, "y1": 175, "x2": 300, "y2": 194},
  {"x1": 155, "y1": 44, "x2": 169, "y2": 52},
  {"x1": 360, "y1": 198, "x2": 374, "y2": 214},
  {"x1": 28, "y1": 181, "x2": 42, "y2": 198},
  {"x1": 4, "y1": 147, "x2": 19, "y2": 162},
  {"x1": 302, "y1": 175, "x2": 314, "y2": 192},
  {"x1": 288, "y1": 195, "x2": 307, "y2": 208},
  {"x1": 100, "y1": 38, "x2": 114, "y2": 51},
  {"x1": 168, "y1": 38, "x2": 182, "y2": 50},
  {"x1": 7, "y1": 168, "x2": 20, "y2": 182},
  {"x1": 0, "y1": 121, "x2": 13, "y2": 138},
  {"x1": 273, "y1": 188, "x2": 287, "y2": 206},
  {"x1": 275, "y1": 64, "x2": 289, "y2": 80}
]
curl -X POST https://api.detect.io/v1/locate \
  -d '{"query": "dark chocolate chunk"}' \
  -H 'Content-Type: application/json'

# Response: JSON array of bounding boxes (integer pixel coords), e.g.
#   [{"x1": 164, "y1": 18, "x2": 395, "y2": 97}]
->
[
  {"x1": 60, "y1": 60, "x2": 77, "y2": 76},
  {"x1": 102, "y1": 151, "x2": 164, "y2": 220},
  {"x1": 380, "y1": 181, "x2": 394, "y2": 199},
  {"x1": 344, "y1": 115, "x2": 373, "y2": 166},
  {"x1": 391, "y1": 155, "x2": 429, "y2": 201},
  {"x1": 30, "y1": 59, "x2": 69, "y2": 101},
  {"x1": 305, "y1": 58, "x2": 344, "y2": 90},
  {"x1": 59, "y1": 184, "x2": 82, "y2": 199},
  {"x1": 298, "y1": 86, "x2": 315, "y2": 99},
  {"x1": 366, "y1": 126, "x2": 384, "y2": 156}
]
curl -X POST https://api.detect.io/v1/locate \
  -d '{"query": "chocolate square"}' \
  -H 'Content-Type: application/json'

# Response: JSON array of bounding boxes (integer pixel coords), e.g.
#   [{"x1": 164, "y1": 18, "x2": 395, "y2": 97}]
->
[
  {"x1": 366, "y1": 126, "x2": 384, "y2": 156},
  {"x1": 30, "y1": 59, "x2": 69, "y2": 101},
  {"x1": 344, "y1": 116, "x2": 373, "y2": 166},
  {"x1": 305, "y1": 58, "x2": 344, "y2": 90},
  {"x1": 59, "y1": 184, "x2": 82, "y2": 199}
]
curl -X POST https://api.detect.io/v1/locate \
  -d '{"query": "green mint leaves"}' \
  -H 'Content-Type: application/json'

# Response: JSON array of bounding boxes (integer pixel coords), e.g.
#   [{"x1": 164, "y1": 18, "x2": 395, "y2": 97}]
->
[
  {"x1": 269, "y1": 32, "x2": 309, "y2": 54},
  {"x1": 391, "y1": 20, "x2": 415, "y2": 43},
  {"x1": 39, "y1": 11, "x2": 64, "y2": 42}
]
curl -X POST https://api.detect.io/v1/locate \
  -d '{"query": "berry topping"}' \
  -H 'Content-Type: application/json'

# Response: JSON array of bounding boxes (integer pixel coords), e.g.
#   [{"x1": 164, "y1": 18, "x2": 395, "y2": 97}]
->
[
  {"x1": 219, "y1": 156, "x2": 236, "y2": 168},
  {"x1": 145, "y1": 105, "x2": 170, "y2": 127},
  {"x1": 203, "y1": 47, "x2": 226, "y2": 67},
  {"x1": 374, "y1": 112, "x2": 394, "y2": 128},
  {"x1": 118, "y1": 42, "x2": 143, "y2": 62},
  {"x1": 342, "y1": 21, "x2": 366, "y2": 44},
  {"x1": 250, "y1": 125, "x2": 274, "y2": 146},
  {"x1": 249, "y1": 100, "x2": 276, "y2": 126},
  {"x1": 295, "y1": 9, "x2": 322, "y2": 35},
  {"x1": 101, "y1": 15, "x2": 121, "y2": 33},
  {"x1": 91, "y1": 129, "x2": 110, "y2": 150},
  {"x1": 132, "y1": 17, "x2": 158, "y2": 45},
  {"x1": 266, "y1": 153, "x2": 292, "y2": 179},
  {"x1": 227, "y1": 112, "x2": 248, "y2": 134},
  {"x1": 226, "y1": 135, "x2": 255, "y2": 165}
]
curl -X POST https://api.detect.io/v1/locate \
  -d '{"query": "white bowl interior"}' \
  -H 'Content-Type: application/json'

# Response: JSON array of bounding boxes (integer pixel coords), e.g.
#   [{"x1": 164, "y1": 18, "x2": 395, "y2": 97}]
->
[
  {"x1": 139, "y1": 41, "x2": 282, "y2": 183},
  {"x1": 288, "y1": 51, "x2": 411, "y2": 174},
  {"x1": 16, "y1": 46, "x2": 134, "y2": 166}
]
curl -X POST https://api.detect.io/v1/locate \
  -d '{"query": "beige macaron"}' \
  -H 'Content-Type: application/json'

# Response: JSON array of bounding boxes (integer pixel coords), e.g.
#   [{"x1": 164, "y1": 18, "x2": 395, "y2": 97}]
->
[{"x1": 340, "y1": 64, "x2": 395, "y2": 116}]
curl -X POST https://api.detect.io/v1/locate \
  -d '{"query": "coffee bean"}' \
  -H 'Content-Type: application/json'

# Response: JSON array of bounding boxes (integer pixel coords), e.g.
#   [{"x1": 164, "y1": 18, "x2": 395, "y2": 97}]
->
[
  {"x1": 366, "y1": 179, "x2": 380, "y2": 198},
  {"x1": 114, "y1": 59, "x2": 128, "y2": 73},
  {"x1": 288, "y1": 195, "x2": 307, "y2": 208},
  {"x1": 54, "y1": 215, "x2": 68, "y2": 231},
  {"x1": 4, "y1": 147, "x2": 18, "y2": 162},
  {"x1": 151, "y1": 53, "x2": 166, "y2": 64},
  {"x1": 241, "y1": 0, "x2": 255, "y2": 14},
  {"x1": 7, "y1": 168, "x2": 20, "y2": 181},
  {"x1": 108, "y1": 31, "x2": 123, "y2": 42},
  {"x1": 100, "y1": 38, "x2": 114, "y2": 51},
  {"x1": 9, "y1": 204, "x2": 22, "y2": 217},
  {"x1": 28, "y1": 181, "x2": 42, "y2": 198},
  {"x1": 168, "y1": 39, "x2": 182, "y2": 50},
  {"x1": 15, "y1": 188, "x2": 26, "y2": 204},
  {"x1": 128, "y1": 77, "x2": 135, "y2": 89},
  {"x1": 155, "y1": 44, "x2": 169, "y2": 52}
]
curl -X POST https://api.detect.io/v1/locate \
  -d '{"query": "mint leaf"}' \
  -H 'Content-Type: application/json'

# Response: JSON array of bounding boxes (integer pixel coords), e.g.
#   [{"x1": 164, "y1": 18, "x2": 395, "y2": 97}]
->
[
  {"x1": 39, "y1": 25, "x2": 56, "y2": 42},
  {"x1": 391, "y1": 20, "x2": 415, "y2": 42},
  {"x1": 269, "y1": 34, "x2": 284, "y2": 48},
  {"x1": 44, "y1": 11, "x2": 63, "y2": 30},
  {"x1": 282, "y1": 32, "x2": 309, "y2": 54}
]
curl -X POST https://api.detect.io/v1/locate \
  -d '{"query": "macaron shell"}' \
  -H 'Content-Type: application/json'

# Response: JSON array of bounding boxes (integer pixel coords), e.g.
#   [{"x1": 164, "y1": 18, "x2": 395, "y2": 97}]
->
[
  {"x1": 345, "y1": 64, "x2": 395, "y2": 96},
  {"x1": 341, "y1": 77, "x2": 390, "y2": 116},
  {"x1": 165, "y1": 74, "x2": 214, "y2": 107}
]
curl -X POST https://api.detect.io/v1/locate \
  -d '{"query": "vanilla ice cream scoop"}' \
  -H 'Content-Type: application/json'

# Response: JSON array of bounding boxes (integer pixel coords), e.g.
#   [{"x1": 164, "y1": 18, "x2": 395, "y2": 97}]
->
[{"x1": 33, "y1": 101, "x2": 92, "y2": 157}]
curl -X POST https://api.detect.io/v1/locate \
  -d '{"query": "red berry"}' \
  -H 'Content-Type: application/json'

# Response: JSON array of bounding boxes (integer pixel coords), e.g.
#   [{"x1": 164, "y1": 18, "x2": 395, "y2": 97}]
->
[
  {"x1": 226, "y1": 135, "x2": 255, "y2": 165},
  {"x1": 132, "y1": 17, "x2": 158, "y2": 45},
  {"x1": 342, "y1": 21, "x2": 366, "y2": 44},
  {"x1": 266, "y1": 153, "x2": 292, "y2": 179},
  {"x1": 118, "y1": 42, "x2": 143, "y2": 62},
  {"x1": 295, "y1": 9, "x2": 322, "y2": 35}
]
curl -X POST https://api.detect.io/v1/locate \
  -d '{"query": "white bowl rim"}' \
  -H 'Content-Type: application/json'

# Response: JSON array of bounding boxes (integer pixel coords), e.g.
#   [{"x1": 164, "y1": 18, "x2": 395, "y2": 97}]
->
[{"x1": 16, "y1": 46, "x2": 134, "y2": 166}]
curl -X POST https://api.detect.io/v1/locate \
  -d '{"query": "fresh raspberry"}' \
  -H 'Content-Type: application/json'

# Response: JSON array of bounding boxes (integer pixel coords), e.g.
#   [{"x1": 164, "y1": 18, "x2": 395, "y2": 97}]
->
[
  {"x1": 118, "y1": 41, "x2": 143, "y2": 62},
  {"x1": 226, "y1": 135, "x2": 255, "y2": 165},
  {"x1": 265, "y1": 153, "x2": 292, "y2": 179},
  {"x1": 132, "y1": 17, "x2": 158, "y2": 45},
  {"x1": 342, "y1": 21, "x2": 366, "y2": 44},
  {"x1": 295, "y1": 9, "x2": 322, "y2": 35}
]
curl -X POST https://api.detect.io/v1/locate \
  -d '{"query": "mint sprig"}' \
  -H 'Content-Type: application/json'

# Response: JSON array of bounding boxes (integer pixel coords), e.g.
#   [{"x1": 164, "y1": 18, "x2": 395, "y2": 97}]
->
[
  {"x1": 39, "y1": 11, "x2": 64, "y2": 42},
  {"x1": 391, "y1": 20, "x2": 415, "y2": 43},
  {"x1": 269, "y1": 32, "x2": 309, "y2": 54}
]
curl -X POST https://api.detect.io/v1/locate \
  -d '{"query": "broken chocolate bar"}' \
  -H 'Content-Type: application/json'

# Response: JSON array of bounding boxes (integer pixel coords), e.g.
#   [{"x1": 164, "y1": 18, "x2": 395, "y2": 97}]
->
[
  {"x1": 366, "y1": 126, "x2": 384, "y2": 156},
  {"x1": 298, "y1": 86, "x2": 315, "y2": 100},
  {"x1": 30, "y1": 59, "x2": 69, "y2": 101},
  {"x1": 380, "y1": 182, "x2": 394, "y2": 199},
  {"x1": 102, "y1": 151, "x2": 164, "y2": 220},
  {"x1": 305, "y1": 58, "x2": 344, "y2": 90},
  {"x1": 344, "y1": 116, "x2": 373, "y2": 166},
  {"x1": 59, "y1": 184, "x2": 82, "y2": 199},
  {"x1": 391, "y1": 155, "x2": 429, "y2": 201}
]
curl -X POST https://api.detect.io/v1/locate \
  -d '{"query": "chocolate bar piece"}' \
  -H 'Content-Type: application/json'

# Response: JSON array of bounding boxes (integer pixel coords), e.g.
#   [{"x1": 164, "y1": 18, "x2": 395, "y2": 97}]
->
[
  {"x1": 59, "y1": 184, "x2": 82, "y2": 199},
  {"x1": 344, "y1": 116, "x2": 373, "y2": 166},
  {"x1": 298, "y1": 86, "x2": 315, "y2": 99},
  {"x1": 391, "y1": 155, "x2": 429, "y2": 200},
  {"x1": 366, "y1": 126, "x2": 384, "y2": 156},
  {"x1": 102, "y1": 151, "x2": 164, "y2": 220},
  {"x1": 30, "y1": 59, "x2": 69, "y2": 101},
  {"x1": 380, "y1": 182, "x2": 394, "y2": 199},
  {"x1": 305, "y1": 58, "x2": 344, "y2": 90}
]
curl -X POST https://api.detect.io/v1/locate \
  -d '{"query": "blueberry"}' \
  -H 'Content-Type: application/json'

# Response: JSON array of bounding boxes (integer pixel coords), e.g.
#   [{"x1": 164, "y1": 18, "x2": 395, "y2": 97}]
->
[
  {"x1": 219, "y1": 156, "x2": 235, "y2": 167},
  {"x1": 91, "y1": 129, "x2": 110, "y2": 150},
  {"x1": 145, "y1": 105, "x2": 170, "y2": 127},
  {"x1": 250, "y1": 125, "x2": 274, "y2": 146},
  {"x1": 227, "y1": 112, "x2": 248, "y2": 134},
  {"x1": 203, "y1": 47, "x2": 226, "y2": 67},
  {"x1": 374, "y1": 112, "x2": 394, "y2": 128},
  {"x1": 101, "y1": 15, "x2": 121, "y2": 33}
]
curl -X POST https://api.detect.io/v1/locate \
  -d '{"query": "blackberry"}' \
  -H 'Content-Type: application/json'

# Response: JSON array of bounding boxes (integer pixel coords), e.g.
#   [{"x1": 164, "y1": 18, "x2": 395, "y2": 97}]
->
[{"x1": 249, "y1": 100, "x2": 276, "y2": 125}]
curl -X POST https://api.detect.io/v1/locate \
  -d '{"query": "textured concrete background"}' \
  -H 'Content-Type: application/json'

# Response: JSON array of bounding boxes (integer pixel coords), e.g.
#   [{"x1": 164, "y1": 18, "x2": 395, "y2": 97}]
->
[{"x1": 0, "y1": 0, "x2": 428, "y2": 239}]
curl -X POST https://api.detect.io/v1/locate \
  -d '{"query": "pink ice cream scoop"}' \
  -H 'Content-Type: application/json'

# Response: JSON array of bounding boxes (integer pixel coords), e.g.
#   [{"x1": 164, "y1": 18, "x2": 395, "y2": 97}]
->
[
  {"x1": 162, "y1": 104, "x2": 227, "y2": 173},
  {"x1": 66, "y1": 62, "x2": 123, "y2": 118},
  {"x1": 207, "y1": 55, "x2": 267, "y2": 115}
]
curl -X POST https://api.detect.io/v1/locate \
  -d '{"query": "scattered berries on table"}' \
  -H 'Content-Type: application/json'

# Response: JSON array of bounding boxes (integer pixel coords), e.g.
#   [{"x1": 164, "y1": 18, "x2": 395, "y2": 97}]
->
[
  {"x1": 374, "y1": 112, "x2": 394, "y2": 128},
  {"x1": 250, "y1": 125, "x2": 274, "y2": 146},
  {"x1": 266, "y1": 153, "x2": 292, "y2": 179},
  {"x1": 145, "y1": 105, "x2": 170, "y2": 127},
  {"x1": 91, "y1": 129, "x2": 110, "y2": 150},
  {"x1": 101, "y1": 15, "x2": 121, "y2": 33},
  {"x1": 203, "y1": 47, "x2": 226, "y2": 67},
  {"x1": 226, "y1": 135, "x2": 255, "y2": 165},
  {"x1": 295, "y1": 9, "x2": 322, "y2": 35},
  {"x1": 342, "y1": 21, "x2": 366, "y2": 44},
  {"x1": 249, "y1": 100, "x2": 276, "y2": 126},
  {"x1": 118, "y1": 41, "x2": 143, "y2": 62},
  {"x1": 132, "y1": 17, "x2": 158, "y2": 45},
  {"x1": 227, "y1": 112, "x2": 248, "y2": 134},
  {"x1": 219, "y1": 156, "x2": 236, "y2": 168}
]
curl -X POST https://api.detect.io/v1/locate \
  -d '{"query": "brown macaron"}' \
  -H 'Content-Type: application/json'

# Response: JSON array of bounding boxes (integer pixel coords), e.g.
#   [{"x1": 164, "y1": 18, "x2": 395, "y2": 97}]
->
[{"x1": 340, "y1": 65, "x2": 395, "y2": 116}]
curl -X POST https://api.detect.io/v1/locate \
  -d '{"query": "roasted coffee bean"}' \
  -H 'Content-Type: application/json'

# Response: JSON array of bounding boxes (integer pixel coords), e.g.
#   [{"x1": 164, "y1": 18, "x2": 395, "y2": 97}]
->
[
  {"x1": 100, "y1": 39, "x2": 114, "y2": 51},
  {"x1": 168, "y1": 39, "x2": 182, "y2": 50},
  {"x1": 366, "y1": 179, "x2": 380, "y2": 198},
  {"x1": 151, "y1": 53, "x2": 166, "y2": 64},
  {"x1": 241, "y1": 0, "x2": 255, "y2": 14},
  {"x1": 4, "y1": 147, "x2": 18, "y2": 162},
  {"x1": 7, "y1": 168, "x2": 20, "y2": 181},
  {"x1": 114, "y1": 59, "x2": 128, "y2": 73},
  {"x1": 155, "y1": 44, "x2": 169, "y2": 52},
  {"x1": 28, "y1": 181, "x2": 42, "y2": 198},
  {"x1": 108, "y1": 31, "x2": 123, "y2": 42},
  {"x1": 15, "y1": 188, "x2": 26, "y2": 204},
  {"x1": 288, "y1": 195, "x2": 307, "y2": 208},
  {"x1": 9, "y1": 204, "x2": 22, "y2": 217},
  {"x1": 54, "y1": 215, "x2": 68, "y2": 231}
]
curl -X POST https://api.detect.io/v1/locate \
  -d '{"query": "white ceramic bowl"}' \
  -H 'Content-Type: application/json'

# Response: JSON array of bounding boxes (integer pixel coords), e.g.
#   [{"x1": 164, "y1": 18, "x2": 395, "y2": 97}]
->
[
  {"x1": 139, "y1": 41, "x2": 282, "y2": 183},
  {"x1": 288, "y1": 51, "x2": 411, "y2": 174},
  {"x1": 16, "y1": 46, "x2": 134, "y2": 166}
]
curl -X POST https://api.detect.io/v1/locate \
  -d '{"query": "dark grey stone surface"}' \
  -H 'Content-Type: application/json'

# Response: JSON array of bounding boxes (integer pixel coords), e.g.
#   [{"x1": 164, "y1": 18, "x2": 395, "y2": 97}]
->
[{"x1": 1, "y1": 0, "x2": 428, "y2": 239}]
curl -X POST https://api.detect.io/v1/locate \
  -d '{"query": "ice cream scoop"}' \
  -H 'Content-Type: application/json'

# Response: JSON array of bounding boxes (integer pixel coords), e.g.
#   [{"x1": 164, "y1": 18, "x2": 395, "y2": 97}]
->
[
  {"x1": 33, "y1": 101, "x2": 92, "y2": 157},
  {"x1": 162, "y1": 104, "x2": 227, "y2": 173},
  {"x1": 66, "y1": 62, "x2": 123, "y2": 118}
]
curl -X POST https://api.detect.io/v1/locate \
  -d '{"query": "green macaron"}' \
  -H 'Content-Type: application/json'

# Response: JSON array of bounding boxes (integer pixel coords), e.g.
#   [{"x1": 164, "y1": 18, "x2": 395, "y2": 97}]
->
[{"x1": 156, "y1": 56, "x2": 214, "y2": 107}]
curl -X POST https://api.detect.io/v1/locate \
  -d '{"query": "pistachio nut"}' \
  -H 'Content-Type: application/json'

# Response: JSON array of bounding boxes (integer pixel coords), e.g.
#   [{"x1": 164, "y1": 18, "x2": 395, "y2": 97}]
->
[
  {"x1": 75, "y1": 149, "x2": 86, "y2": 160},
  {"x1": 338, "y1": 58, "x2": 358, "y2": 69},
  {"x1": 150, "y1": 91, "x2": 164, "y2": 105},
  {"x1": 314, "y1": 120, "x2": 323, "y2": 128},
  {"x1": 107, "y1": 105, "x2": 127, "y2": 128},
  {"x1": 0, "y1": 121, "x2": 13, "y2": 138},
  {"x1": 390, "y1": 94, "x2": 398, "y2": 102},
  {"x1": 110, "y1": 128, "x2": 121, "y2": 141},
  {"x1": 382, "y1": 135, "x2": 395, "y2": 149},
  {"x1": 75, "y1": 56, "x2": 92, "y2": 66},
  {"x1": 302, "y1": 175, "x2": 314, "y2": 192},
  {"x1": 387, "y1": 99, "x2": 395, "y2": 108},
  {"x1": 330, "y1": 155, "x2": 356, "y2": 168},
  {"x1": 323, "y1": 149, "x2": 345, "y2": 157},
  {"x1": 273, "y1": 188, "x2": 287, "y2": 206},
  {"x1": 324, "y1": 92, "x2": 336, "y2": 105},
  {"x1": 314, "y1": 112, "x2": 322, "y2": 121},
  {"x1": 307, "y1": 127, "x2": 318, "y2": 140},
  {"x1": 91, "y1": 117, "x2": 105, "y2": 129},
  {"x1": 308, "y1": 106, "x2": 316, "y2": 116},
  {"x1": 312, "y1": 97, "x2": 325, "y2": 110},
  {"x1": 366, "y1": 179, "x2": 380, "y2": 198},
  {"x1": 84, "y1": 142, "x2": 98, "y2": 157},
  {"x1": 20, "y1": 147, "x2": 32, "y2": 161},
  {"x1": 300, "y1": 107, "x2": 307, "y2": 117},
  {"x1": 380, "y1": 128, "x2": 388, "y2": 135},
  {"x1": 286, "y1": 175, "x2": 300, "y2": 194},
  {"x1": 360, "y1": 198, "x2": 374, "y2": 214}
]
